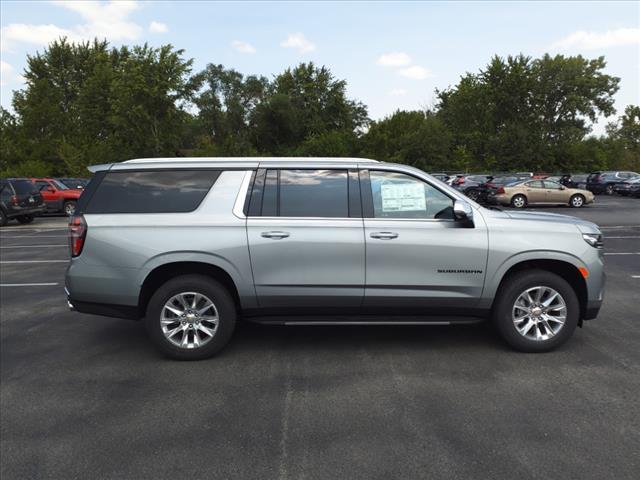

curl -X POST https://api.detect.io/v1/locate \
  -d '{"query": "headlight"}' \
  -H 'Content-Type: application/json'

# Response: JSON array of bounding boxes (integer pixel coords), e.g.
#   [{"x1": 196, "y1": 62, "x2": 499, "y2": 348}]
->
[{"x1": 582, "y1": 233, "x2": 603, "y2": 249}]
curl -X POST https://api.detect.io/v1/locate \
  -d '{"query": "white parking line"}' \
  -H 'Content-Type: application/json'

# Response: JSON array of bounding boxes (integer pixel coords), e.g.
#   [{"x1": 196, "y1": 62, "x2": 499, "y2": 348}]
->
[
  {"x1": 0, "y1": 282, "x2": 60, "y2": 287},
  {"x1": 632, "y1": 275, "x2": 640, "y2": 279},
  {"x1": 604, "y1": 236, "x2": 640, "y2": 239},
  {"x1": 0, "y1": 235, "x2": 67, "y2": 239},
  {"x1": 0, "y1": 260, "x2": 68, "y2": 264},
  {"x1": 600, "y1": 225, "x2": 640, "y2": 229},
  {"x1": 603, "y1": 252, "x2": 640, "y2": 255},
  {"x1": 1, "y1": 245, "x2": 67, "y2": 249}
]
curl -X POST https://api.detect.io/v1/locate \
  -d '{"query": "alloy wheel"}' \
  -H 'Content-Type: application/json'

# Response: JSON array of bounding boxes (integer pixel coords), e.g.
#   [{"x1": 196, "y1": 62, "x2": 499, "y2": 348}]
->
[
  {"x1": 571, "y1": 196, "x2": 583, "y2": 207},
  {"x1": 65, "y1": 203, "x2": 76, "y2": 216},
  {"x1": 512, "y1": 286, "x2": 567, "y2": 341},
  {"x1": 512, "y1": 196, "x2": 526, "y2": 208},
  {"x1": 160, "y1": 292, "x2": 219, "y2": 349}
]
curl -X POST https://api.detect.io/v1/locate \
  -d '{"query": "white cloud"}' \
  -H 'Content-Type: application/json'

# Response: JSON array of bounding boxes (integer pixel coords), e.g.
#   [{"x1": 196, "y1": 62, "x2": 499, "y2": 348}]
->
[
  {"x1": 552, "y1": 27, "x2": 640, "y2": 50},
  {"x1": 280, "y1": 32, "x2": 316, "y2": 53},
  {"x1": 149, "y1": 21, "x2": 168, "y2": 34},
  {"x1": 1, "y1": 61, "x2": 16, "y2": 86},
  {"x1": 1, "y1": 1, "x2": 143, "y2": 51},
  {"x1": 377, "y1": 52, "x2": 411, "y2": 67},
  {"x1": 232, "y1": 40, "x2": 256, "y2": 54},
  {"x1": 389, "y1": 88, "x2": 407, "y2": 96},
  {"x1": 398, "y1": 66, "x2": 433, "y2": 80}
]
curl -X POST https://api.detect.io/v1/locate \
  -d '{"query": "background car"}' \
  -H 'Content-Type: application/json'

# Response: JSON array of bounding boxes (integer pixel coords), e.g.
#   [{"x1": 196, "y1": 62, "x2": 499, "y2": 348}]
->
[
  {"x1": 0, "y1": 178, "x2": 45, "y2": 226},
  {"x1": 493, "y1": 179, "x2": 594, "y2": 208},
  {"x1": 613, "y1": 177, "x2": 640, "y2": 196},
  {"x1": 30, "y1": 177, "x2": 82, "y2": 216},
  {"x1": 430, "y1": 173, "x2": 450, "y2": 183},
  {"x1": 451, "y1": 174, "x2": 491, "y2": 201},
  {"x1": 586, "y1": 171, "x2": 639, "y2": 195}
]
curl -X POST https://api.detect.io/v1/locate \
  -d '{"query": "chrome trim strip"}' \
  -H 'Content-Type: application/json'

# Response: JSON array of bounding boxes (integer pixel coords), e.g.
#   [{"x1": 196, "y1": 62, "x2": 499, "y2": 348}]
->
[
  {"x1": 283, "y1": 321, "x2": 452, "y2": 325},
  {"x1": 232, "y1": 171, "x2": 253, "y2": 219}
]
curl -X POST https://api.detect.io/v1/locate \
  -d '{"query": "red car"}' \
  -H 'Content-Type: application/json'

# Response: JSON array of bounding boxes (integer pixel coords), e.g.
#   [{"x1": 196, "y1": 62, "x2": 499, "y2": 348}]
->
[{"x1": 30, "y1": 178, "x2": 82, "y2": 216}]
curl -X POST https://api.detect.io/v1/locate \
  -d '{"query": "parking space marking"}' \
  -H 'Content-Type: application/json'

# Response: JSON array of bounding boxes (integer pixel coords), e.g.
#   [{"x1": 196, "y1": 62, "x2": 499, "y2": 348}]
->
[
  {"x1": 603, "y1": 252, "x2": 640, "y2": 255},
  {"x1": 600, "y1": 225, "x2": 640, "y2": 229},
  {"x1": 1, "y1": 245, "x2": 67, "y2": 249},
  {"x1": 604, "y1": 236, "x2": 640, "y2": 239},
  {"x1": 0, "y1": 282, "x2": 60, "y2": 287},
  {"x1": 632, "y1": 276, "x2": 640, "y2": 279},
  {"x1": 0, "y1": 235, "x2": 67, "y2": 239},
  {"x1": 0, "y1": 260, "x2": 68, "y2": 264}
]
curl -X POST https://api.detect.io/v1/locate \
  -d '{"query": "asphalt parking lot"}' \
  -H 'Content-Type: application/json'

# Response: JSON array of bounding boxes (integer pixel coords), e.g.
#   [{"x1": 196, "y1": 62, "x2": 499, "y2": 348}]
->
[{"x1": 1, "y1": 196, "x2": 639, "y2": 479}]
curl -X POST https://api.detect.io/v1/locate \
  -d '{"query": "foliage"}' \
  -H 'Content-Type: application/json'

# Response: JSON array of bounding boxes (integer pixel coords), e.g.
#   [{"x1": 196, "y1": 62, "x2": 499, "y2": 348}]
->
[{"x1": 1, "y1": 39, "x2": 638, "y2": 177}]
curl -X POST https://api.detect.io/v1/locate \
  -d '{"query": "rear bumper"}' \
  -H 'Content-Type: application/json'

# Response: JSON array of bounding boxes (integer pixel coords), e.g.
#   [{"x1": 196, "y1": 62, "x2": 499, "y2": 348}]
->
[{"x1": 66, "y1": 288, "x2": 141, "y2": 320}]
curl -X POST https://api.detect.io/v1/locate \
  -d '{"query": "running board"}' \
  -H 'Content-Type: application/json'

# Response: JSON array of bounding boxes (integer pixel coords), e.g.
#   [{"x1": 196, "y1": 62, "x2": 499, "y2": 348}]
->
[{"x1": 245, "y1": 315, "x2": 485, "y2": 326}]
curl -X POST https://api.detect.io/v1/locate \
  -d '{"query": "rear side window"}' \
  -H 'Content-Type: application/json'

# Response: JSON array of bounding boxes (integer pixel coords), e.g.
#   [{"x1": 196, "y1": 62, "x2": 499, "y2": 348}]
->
[
  {"x1": 85, "y1": 170, "x2": 220, "y2": 214},
  {"x1": 10, "y1": 180, "x2": 37, "y2": 194},
  {"x1": 278, "y1": 169, "x2": 349, "y2": 218}
]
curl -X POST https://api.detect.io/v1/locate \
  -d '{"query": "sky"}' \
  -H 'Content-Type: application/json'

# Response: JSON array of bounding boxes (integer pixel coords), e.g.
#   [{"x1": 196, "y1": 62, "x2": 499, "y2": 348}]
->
[{"x1": 1, "y1": 0, "x2": 639, "y2": 135}]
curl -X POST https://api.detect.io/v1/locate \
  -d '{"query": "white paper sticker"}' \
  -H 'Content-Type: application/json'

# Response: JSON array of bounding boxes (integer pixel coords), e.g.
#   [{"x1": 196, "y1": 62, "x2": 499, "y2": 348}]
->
[{"x1": 380, "y1": 183, "x2": 426, "y2": 212}]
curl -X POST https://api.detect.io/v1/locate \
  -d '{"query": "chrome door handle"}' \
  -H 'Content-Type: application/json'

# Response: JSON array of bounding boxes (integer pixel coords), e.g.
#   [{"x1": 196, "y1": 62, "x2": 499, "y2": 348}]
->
[
  {"x1": 370, "y1": 232, "x2": 398, "y2": 240},
  {"x1": 261, "y1": 231, "x2": 290, "y2": 239}
]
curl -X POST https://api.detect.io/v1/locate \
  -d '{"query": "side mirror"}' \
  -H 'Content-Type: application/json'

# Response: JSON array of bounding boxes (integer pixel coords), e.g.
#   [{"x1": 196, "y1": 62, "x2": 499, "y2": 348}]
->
[{"x1": 453, "y1": 200, "x2": 473, "y2": 223}]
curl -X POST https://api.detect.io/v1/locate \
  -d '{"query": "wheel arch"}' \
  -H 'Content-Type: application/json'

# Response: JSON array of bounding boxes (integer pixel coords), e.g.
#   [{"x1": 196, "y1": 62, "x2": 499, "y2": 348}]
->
[
  {"x1": 138, "y1": 261, "x2": 246, "y2": 317},
  {"x1": 489, "y1": 257, "x2": 588, "y2": 321}
]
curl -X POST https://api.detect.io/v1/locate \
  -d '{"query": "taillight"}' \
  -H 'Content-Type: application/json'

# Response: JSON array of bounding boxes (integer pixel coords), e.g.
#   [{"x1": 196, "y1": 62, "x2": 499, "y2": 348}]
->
[
  {"x1": 454, "y1": 177, "x2": 465, "y2": 185},
  {"x1": 68, "y1": 215, "x2": 87, "y2": 257},
  {"x1": 11, "y1": 195, "x2": 18, "y2": 205},
  {"x1": 496, "y1": 187, "x2": 505, "y2": 194}
]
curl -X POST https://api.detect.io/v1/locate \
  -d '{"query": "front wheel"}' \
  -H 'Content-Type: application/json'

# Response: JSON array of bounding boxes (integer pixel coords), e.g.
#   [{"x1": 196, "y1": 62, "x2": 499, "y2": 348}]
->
[
  {"x1": 145, "y1": 275, "x2": 237, "y2": 360},
  {"x1": 16, "y1": 215, "x2": 35, "y2": 224},
  {"x1": 569, "y1": 194, "x2": 585, "y2": 208},
  {"x1": 493, "y1": 270, "x2": 579, "y2": 352},
  {"x1": 510, "y1": 194, "x2": 527, "y2": 208},
  {"x1": 63, "y1": 201, "x2": 76, "y2": 216},
  {"x1": 605, "y1": 184, "x2": 615, "y2": 195}
]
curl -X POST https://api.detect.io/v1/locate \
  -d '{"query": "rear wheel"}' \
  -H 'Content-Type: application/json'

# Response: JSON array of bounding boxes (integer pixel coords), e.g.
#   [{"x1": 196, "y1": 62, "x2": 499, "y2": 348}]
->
[
  {"x1": 0, "y1": 210, "x2": 7, "y2": 227},
  {"x1": 569, "y1": 194, "x2": 585, "y2": 208},
  {"x1": 493, "y1": 270, "x2": 579, "y2": 352},
  {"x1": 63, "y1": 200, "x2": 76, "y2": 216},
  {"x1": 510, "y1": 194, "x2": 527, "y2": 208},
  {"x1": 605, "y1": 184, "x2": 615, "y2": 195},
  {"x1": 465, "y1": 189, "x2": 480, "y2": 202},
  {"x1": 16, "y1": 215, "x2": 34, "y2": 224},
  {"x1": 145, "y1": 274, "x2": 236, "y2": 360}
]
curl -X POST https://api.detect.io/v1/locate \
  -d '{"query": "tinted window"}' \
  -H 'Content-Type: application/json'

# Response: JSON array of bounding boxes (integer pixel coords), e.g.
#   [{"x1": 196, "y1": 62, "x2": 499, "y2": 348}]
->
[
  {"x1": 11, "y1": 180, "x2": 37, "y2": 194},
  {"x1": 86, "y1": 170, "x2": 220, "y2": 214},
  {"x1": 277, "y1": 169, "x2": 348, "y2": 218},
  {"x1": 262, "y1": 169, "x2": 278, "y2": 216},
  {"x1": 35, "y1": 181, "x2": 50, "y2": 190},
  {"x1": 369, "y1": 170, "x2": 454, "y2": 219}
]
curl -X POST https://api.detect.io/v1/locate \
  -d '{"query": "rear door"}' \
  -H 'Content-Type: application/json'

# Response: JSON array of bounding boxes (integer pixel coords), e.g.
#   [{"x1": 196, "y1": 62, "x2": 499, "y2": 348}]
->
[
  {"x1": 361, "y1": 168, "x2": 488, "y2": 314},
  {"x1": 246, "y1": 167, "x2": 365, "y2": 312},
  {"x1": 523, "y1": 180, "x2": 546, "y2": 203}
]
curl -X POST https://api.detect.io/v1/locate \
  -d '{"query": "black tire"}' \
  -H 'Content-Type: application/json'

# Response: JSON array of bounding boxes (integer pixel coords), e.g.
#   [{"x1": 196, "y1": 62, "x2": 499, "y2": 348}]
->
[
  {"x1": 16, "y1": 215, "x2": 35, "y2": 224},
  {"x1": 465, "y1": 189, "x2": 480, "y2": 202},
  {"x1": 145, "y1": 274, "x2": 236, "y2": 360},
  {"x1": 63, "y1": 200, "x2": 77, "y2": 216},
  {"x1": 510, "y1": 194, "x2": 527, "y2": 208},
  {"x1": 0, "y1": 209, "x2": 7, "y2": 227},
  {"x1": 605, "y1": 184, "x2": 614, "y2": 195},
  {"x1": 493, "y1": 269, "x2": 579, "y2": 352},
  {"x1": 569, "y1": 194, "x2": 585, "y2": 208}
]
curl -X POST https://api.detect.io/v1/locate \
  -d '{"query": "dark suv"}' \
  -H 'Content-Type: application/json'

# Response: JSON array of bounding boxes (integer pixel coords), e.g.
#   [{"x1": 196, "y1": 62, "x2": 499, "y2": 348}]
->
[
  {"x1": 0, "y1": 178, "x2": 45, "y2": 226},
  {"x1": 586, "y1": 171, "x2": 639, "y2": 195}
]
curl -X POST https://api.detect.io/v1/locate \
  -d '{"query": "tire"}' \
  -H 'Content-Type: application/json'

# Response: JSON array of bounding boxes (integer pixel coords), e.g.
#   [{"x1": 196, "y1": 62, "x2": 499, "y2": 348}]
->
[
  {"x1": 605, "y1": 184, "x2": 614, "y2": 195},
  {"x1": 510, "y1": 194, "x2": 527, "y2": 208},
  {"x1": 63, "y1": 200, "x2": 77, "y2": 216},
  {"x1": 569, "y1": 194, "x2": 585, "y2": 208},
  {"x1": 16, "y1": 215, "x2": 35, "y2": 224},
  {"x1": 0, "y1": 210, "x2": 7, "y2": 227},
  {"x1": 465, "y1": 189, "x2": 480, "y2": 202},
  {"x1": 145, "y1": 274, "x2": 237, "y2": 360},
  {"x1": 493, "y1": 269, "x2": 579, "y2": 352}
]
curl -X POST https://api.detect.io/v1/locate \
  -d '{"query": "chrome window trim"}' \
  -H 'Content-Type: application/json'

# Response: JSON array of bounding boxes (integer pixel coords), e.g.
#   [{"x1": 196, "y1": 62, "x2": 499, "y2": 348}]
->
[{"x1": 232, "y1": 171, "x2": 254, "y2": 219}]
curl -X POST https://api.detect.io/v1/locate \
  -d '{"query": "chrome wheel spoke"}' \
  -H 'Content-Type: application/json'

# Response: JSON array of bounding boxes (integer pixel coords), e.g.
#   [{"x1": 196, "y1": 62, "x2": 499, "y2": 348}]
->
[
  {"x1": 160, "y1": 291, "x2": 219, "y2": 349},
  {"x1": 512, "y1": 286, "x2": 567, "y2": 341}
]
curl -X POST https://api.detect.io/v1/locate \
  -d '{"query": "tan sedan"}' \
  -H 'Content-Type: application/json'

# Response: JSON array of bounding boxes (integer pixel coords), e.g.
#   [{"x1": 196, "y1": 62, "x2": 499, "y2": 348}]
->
[{"x1": 493, "y1": 180, "x2": 595, "y2": 208}]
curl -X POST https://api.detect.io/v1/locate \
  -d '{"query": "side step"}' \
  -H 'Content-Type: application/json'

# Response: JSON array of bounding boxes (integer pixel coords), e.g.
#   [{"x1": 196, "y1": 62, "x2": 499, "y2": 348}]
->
[{"x1": 244, "y1": 315, "x2": 486, "y2": 326}]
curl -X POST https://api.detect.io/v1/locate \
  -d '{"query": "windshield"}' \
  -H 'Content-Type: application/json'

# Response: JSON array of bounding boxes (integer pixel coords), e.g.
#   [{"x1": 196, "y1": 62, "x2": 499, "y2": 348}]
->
[
  {"x1": 51, "y1": 179, "x2": 69, "y2": 190},
  {"x1": 11, "y1": 180, "x2": 37, "y2": 194}
]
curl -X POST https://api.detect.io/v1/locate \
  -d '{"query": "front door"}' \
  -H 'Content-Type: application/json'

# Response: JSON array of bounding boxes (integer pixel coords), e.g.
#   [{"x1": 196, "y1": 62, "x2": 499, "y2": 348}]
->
[
  {"x1": 361, "y1": 169, "x2": 488, "y2": 314},
  {"x1": 544, "y1": 180, "x2": 567, "y2": 204},
  {"x1": 523, "y1": 180, "x2": 547, "y2": 204},
  {"x1": 247, "y1": 168, "x2": 365, "y2": 311},
  {"x1": 34, "y1": 180, "x2": 60, "y2": 210}
]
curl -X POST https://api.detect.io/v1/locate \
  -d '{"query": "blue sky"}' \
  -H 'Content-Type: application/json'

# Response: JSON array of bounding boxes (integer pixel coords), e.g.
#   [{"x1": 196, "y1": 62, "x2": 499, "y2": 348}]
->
[{"x1": 1, "y1": 1, "x2": 639, "y2": 134}]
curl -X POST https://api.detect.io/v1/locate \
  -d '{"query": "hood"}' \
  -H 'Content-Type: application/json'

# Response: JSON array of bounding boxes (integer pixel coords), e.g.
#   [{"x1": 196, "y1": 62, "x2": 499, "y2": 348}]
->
[{"x1": 503, "y1": 210, "x2": 600, "y2": 234}]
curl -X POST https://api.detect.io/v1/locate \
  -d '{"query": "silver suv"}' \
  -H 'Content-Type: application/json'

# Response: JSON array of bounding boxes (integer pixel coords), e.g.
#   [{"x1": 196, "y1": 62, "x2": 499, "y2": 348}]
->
[{"x1": 66, "y1": 158, "x2": 605, "y2": 359}]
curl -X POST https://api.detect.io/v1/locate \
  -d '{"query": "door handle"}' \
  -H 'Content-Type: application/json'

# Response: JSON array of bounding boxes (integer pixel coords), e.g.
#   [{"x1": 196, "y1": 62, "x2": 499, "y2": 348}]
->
[
  {"x1": 261, "y1": 231, "x2": 290, "y2": 239},
  {"x1": 370, "y1": 231, "x2": 398, "y2": 240}
]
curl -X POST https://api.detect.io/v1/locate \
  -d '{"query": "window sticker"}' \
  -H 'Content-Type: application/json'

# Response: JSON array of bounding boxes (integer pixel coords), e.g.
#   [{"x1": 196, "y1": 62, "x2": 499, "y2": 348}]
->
[{"x1": 380, "y1": 183, "x2": 426, "y2": 212}]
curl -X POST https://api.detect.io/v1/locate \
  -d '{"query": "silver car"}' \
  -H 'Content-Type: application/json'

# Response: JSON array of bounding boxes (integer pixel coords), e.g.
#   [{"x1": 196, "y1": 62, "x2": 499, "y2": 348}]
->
[{"x1": 66, "y1": 158, "x2": 605, "y2": 359}]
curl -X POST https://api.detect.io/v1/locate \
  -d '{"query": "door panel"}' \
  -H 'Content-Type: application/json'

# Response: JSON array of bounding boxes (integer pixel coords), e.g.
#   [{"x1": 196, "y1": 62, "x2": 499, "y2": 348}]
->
[
  {"x1": 247, "y1": 218, "x2": 365, "y2": 308},
  {"x1": 524, "y1": 181, "x2": 546, "y2": 203},
  {"x1": 543, "y1": 181, "x2": 567, "y2": 203}
]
